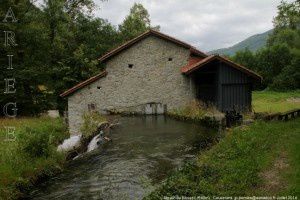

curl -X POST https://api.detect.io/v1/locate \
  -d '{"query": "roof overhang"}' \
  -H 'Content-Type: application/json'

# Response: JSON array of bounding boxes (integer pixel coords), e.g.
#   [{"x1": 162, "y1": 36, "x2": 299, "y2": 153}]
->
[
  {"x1": 60, "y1": 71, "x2": 107, "y2": 98},
  {"x1": 181, "y1": 55, "x2": 262, "y2": 81}
]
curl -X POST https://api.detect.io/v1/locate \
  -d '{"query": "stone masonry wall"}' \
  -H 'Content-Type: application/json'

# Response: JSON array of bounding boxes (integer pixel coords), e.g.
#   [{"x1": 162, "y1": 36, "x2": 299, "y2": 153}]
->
[{"x1": 68, "y1": 36, "x2": 195, "y2": 135}]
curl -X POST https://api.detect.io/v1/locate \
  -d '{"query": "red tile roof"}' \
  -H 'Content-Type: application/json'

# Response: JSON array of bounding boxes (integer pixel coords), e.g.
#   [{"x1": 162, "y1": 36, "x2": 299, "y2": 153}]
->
[
  {"x1": 60, "y1": 71, "x2": 107, "y2": 97},
  {"x1": 98, "y1": 29, "x2": 207, "y2": 62},
  {"x1": 181, "y1": 55, "x2": 262, "y2": 80}
]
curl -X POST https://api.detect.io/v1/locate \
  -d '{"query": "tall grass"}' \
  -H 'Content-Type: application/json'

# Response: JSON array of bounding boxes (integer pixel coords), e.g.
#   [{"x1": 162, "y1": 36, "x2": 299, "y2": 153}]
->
[
  {"x1": 168, "y1": 100, "x2": 221, "y2": 121},
  {"x1": 0, "y1": 117, "x2": 68, "y2": 199},
  {"x1": 80, "y1": 112, "x2": 107, "y2": 138}
]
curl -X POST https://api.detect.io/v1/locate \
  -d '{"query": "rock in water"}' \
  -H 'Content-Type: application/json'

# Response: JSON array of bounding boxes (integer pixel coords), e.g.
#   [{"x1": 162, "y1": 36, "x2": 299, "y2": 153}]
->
[
  {"x1": 87, "y1": 134, "x2": 102, "y2": 152},
  {"x1": 57, "y1": 135, "x2": 82, "y2": 152}
]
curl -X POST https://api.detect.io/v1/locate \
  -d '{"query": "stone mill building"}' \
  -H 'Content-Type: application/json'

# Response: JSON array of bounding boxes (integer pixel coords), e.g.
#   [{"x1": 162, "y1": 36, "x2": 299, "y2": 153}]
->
[{"x1": 60, "y1": 30, "x2": 262, "y2": 135}]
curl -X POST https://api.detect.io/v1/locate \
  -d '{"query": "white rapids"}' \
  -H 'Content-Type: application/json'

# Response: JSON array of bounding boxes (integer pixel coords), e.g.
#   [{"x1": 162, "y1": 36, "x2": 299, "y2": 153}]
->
[
  {"x1": 57, "y1": 135, "x2": 82, "y2": 152},
  {"x1": 87, "y1": 134, "x2": 102, "y2": 152}
]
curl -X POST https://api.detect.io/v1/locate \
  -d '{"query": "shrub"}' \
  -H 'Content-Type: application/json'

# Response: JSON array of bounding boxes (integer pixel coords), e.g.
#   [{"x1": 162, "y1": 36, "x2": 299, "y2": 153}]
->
[
  {"x1": 17, "y1": 127, "x2": 52, "y2": 158},
  {"x1": 168, "y1": 100, "x2": 220, "y2": 121},
  {"x1": 16, "y1": 117, "x2": 67, "y2": 158},
  {"x1": 80, "y1": 112, "x2": 107, "y2": 138}
]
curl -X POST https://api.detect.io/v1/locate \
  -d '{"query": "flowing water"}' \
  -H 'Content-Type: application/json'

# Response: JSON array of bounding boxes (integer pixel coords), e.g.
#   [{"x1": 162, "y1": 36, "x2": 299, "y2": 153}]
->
[{"x1": 31, "y1": 116, "x2": 217, "y2": 200}]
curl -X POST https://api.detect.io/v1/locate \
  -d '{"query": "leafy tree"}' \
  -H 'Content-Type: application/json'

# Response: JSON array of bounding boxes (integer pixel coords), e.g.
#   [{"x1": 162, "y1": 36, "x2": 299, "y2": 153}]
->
[
  {"x1": 232, "y1": 0, "x2": 300, "y2": 91},
  {"x1": 232, "y1": 48, "x2": 257, "y2": 71},
  {"x1": 0, "y1": 1, "x2": 159, "y2": 115},
  {"x1": 272, "y1": 0, "x2": 300, "y2": 30},
  {"x1": 119, "y1": 3, "x2": 159, "y2": 41}
]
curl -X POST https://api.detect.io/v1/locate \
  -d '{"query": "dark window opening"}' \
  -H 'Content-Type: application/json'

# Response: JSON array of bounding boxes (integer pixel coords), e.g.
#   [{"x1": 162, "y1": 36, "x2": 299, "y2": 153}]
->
[
  {"x1": 128, "y1": 64, "x2": 133, "y2": 68},
  {"x1": 88, "y1": 103, "x2": 96, "y2": 112},
  {"x1": 168, "y1": 57, "x2": 173, "y2": 61}
]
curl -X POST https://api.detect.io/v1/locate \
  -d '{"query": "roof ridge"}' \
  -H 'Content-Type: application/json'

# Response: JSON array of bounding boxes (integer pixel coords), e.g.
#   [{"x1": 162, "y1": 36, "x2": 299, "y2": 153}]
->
[{"x1": 98, "y1": 29, "x2": 207, "y2": 62}]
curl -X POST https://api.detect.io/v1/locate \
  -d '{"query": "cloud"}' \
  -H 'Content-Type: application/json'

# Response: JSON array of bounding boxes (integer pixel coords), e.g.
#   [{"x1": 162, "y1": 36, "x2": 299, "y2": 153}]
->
[{"x1": 94, "y1": 0, "x2": 295, "y2": 51}]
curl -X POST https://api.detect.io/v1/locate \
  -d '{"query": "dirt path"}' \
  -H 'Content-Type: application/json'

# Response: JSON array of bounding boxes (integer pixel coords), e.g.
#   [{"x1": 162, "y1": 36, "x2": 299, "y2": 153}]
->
[{"x1": 259, "y1": 151, "x2": 290, "y2": 194}]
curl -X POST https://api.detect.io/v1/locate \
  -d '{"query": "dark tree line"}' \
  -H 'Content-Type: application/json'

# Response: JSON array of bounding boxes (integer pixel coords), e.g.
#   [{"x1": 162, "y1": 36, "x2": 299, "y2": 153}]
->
[
  {"x1": 231, "y1": 0, "x2": 300, "y2": 90},
  {"x1": 0, "y1": 0, "x2": 155, "y2": 115}
]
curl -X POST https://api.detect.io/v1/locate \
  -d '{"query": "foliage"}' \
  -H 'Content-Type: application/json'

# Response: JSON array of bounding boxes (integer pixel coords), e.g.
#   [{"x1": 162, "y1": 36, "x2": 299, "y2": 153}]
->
[
  {"x1": 231, "y1": 1, "x2": 300, "y2": 91},
  {"x1": 119, "y1": 3, "x2": 160, "y2": 41},
  {"x1": 146, "y1": 118, "x2": 300, "y2": 198},
  {"x1": 252, "y1": 90, "x2": 300, "y2": 113},
  {"x1": 272, "y1": 0, "x2": 300, "y2": 30},
  {"x1": 17, "y1": 117, "x2": 67, "y2": 158},
  {"x1": 0, "y1": 1, "x2": 157, "y2": 116},
  {"x1": 80, "y1": 112, "x2": 107, "y2": 138},
  {"x1": 168, "y1": 100, "x2": 221, "y2": 124},
  {"x1": 0, "y1": 117, "x2": 68, "y2": 199}
]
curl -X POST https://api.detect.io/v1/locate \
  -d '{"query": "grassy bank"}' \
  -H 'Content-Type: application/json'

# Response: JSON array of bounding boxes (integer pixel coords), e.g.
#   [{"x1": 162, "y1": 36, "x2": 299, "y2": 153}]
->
[
  {"x1": 167, "y1": 100, "x2": 223, "y2": 128},
  {"x1": 146, "y1": 118, "x2": 300, "y2": 198},
  {"x1": 169, "y1": 91, "x2": 300, "y2": 122},
  {"x1": 253, "y1": 90, "x2": 300, "y2": 113},
  {"x1": 0, "y1": 117, "x2": 68, "y2": 199}
]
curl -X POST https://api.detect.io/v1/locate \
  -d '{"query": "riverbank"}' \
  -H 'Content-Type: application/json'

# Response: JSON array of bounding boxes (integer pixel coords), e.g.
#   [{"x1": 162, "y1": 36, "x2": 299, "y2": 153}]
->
[
  {"x1": 146, "y1": 118, "x2": 300, "y2": 198},
  {"x1": 167, "y1": 100, "x2": 225, "y2": 128},
  {"x1": 0, "y1": 117, "x2": 68, "y2": 199}
]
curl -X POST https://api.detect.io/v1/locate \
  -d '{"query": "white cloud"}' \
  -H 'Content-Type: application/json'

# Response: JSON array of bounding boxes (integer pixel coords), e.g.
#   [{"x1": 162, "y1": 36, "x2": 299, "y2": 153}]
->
[{"x1": 94, "y1": 0, "x2": 295, "y2": 51}]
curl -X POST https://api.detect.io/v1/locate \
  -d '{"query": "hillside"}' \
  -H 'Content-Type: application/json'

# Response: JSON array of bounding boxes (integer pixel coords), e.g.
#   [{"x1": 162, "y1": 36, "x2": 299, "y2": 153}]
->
[{"x1": 209, "y1": 29, "x2": 273, "y2": 56}]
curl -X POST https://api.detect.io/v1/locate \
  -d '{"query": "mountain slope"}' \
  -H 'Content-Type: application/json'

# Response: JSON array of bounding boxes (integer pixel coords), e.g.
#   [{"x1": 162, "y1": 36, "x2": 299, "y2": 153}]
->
[{"x1": 209, "y1": 29, "x2": 273, "y2": 56}]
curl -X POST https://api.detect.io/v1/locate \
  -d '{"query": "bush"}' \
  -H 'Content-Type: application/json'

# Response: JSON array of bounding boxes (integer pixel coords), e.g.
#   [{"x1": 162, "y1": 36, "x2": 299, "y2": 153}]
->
[
  {"x1": 16, "y1": 117, "x2": 67, "y2": 158},
  {"x1": 17, "y1": 127, "x2": 52, "y2": 158},
  {"x1": 168, "y1": 100, "x2": 220, "y2": 121},
  {"x1": 80, "y1": 112, "x2": 107, "y2": 138}
]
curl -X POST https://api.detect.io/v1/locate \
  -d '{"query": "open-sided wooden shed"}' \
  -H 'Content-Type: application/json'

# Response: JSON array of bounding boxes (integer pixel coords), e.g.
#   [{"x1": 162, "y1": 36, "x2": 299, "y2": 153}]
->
[{"x1": 182, "y1": 55, "x2": 262, "y2": 112}]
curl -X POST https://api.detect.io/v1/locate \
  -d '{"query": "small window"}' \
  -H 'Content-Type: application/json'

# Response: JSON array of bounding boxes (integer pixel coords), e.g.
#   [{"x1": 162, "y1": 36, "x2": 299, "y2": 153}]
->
[
  {"x1": 128, "y1": 64, "x2": 133, "y2": 68},
  {"x1": 88, "y1": 103, "x2": 96, "y2": 112},
  {"x1": 97, "y1": 86, "x2": 101, "y2": 89},
  {"x1": 168, "y1": 57, "x2": 173, "y2": 61}
]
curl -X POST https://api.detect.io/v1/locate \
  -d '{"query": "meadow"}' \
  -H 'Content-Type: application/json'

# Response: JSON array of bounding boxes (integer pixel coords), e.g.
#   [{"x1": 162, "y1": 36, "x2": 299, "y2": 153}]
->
[
  {"x1": 0, "y1": 117, "x2": 68, "y2": 199},
  {"x1": 252, "y1": 90, "x2": 300, "y2": 113}
]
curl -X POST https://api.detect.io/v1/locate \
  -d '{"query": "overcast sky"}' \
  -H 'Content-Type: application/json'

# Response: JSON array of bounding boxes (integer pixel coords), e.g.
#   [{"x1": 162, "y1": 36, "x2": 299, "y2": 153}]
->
[{"x1": 92, "y1": 0, "x2": 293, "y2": 51}]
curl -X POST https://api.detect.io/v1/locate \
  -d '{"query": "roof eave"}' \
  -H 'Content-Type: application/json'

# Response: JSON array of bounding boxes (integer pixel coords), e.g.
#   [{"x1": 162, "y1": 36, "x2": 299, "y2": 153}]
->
[{"x1": 60, "y1": 71, "x2": 107, "y2": 98}]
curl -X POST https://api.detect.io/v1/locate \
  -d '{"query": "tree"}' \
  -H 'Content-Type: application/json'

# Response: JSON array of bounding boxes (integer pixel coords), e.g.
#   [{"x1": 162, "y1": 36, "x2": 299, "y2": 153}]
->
[
  {"x1": 119, "y1": 3, "x2": 158, "y2": 41},
  {"x1": 232, "y1": 0, "x2": 300, "y2": 91},
  {"x1": 273, "y1": 0, "x2": 300, "y2": 30},
  {"x1": 232, "y1": 48, "x2": 257, "y2": 71},
  {"x1": 0, "y1": 0, "x2": 120, "y2": 115},
  {"x1": 256, "y1": 44, "x2": 293, "y2": 88},
  {"x1": 0, "y1": 1, "x2": 160, "y2": 115}
]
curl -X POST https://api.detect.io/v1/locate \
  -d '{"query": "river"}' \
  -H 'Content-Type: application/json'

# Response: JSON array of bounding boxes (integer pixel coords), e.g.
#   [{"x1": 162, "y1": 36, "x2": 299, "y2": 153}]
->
[{"x1": 30, "y1": 116, "x2": 217, "y2": 200}]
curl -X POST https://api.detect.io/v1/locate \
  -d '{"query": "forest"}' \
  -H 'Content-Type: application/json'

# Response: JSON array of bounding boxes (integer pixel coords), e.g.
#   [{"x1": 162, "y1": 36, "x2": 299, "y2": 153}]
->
[{"x1": 0, "y1": 0, "x2": 299, "y2": 116}]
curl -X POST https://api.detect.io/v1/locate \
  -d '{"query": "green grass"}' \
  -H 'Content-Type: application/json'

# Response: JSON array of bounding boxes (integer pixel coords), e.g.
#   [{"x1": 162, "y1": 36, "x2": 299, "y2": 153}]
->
[
  {"x1": 253, "y1": 90, "x2": 300, "y2": 113},
  {"x1": 146, "y1": 118, "x2": 300, "y2": 198},
  {"x1": 168, "y1": 100, "x2": 222, "y2": 123},
  {"x1": 0, "y1": 117, "x2": 69, "y2": 200},
  {"x1": 283, "y1": 120, "x2": 300, "y2": 196}
]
